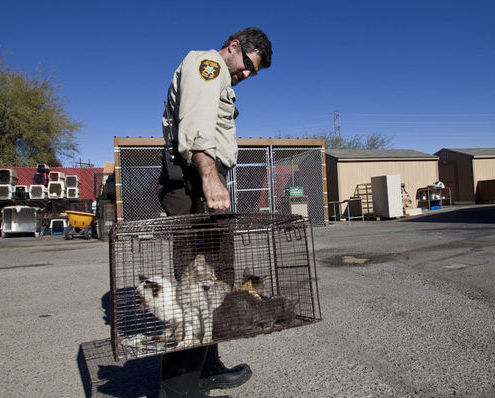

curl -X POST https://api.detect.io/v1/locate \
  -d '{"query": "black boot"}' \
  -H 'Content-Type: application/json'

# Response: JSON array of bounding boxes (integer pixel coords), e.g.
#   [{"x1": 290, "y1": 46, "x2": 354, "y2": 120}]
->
[
  {"x1": 159, "y1": 347, "x2": 231, "y2": 398},
  {"x1": 199, "y1": 344, "x2": 252, "y2": 394}
]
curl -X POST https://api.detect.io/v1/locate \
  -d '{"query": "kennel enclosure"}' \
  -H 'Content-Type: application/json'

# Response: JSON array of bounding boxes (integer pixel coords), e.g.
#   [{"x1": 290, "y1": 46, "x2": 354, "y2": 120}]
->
[
  {"x1": 110, "y1": 212, "x2": 321, "y2": 361},
  {"x1": 113, "y1": 137, "x2": 329, "y2": 225}
]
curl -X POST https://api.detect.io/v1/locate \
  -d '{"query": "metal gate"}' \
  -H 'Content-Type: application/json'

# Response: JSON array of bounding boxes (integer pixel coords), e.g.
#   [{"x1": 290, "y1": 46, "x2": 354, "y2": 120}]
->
[
  {"x1": 228, "y1": 148, "x2": 272, "y2": 213},
  {"x1": 230, "y1": 147, "x2": 326, "y2": 225},
  {"x1": 117, "y1": 144, "x2": 326, "y2": 225}
]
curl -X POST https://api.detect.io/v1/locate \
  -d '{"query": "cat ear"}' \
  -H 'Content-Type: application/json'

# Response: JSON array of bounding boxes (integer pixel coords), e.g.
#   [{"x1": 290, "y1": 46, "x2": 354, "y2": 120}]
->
[
  {"x1": 194, "y1": 254, "x2": 206, "y2": 271},
  {"x1": 138, "y1": 274, "x2": 147, "y2": 283}
]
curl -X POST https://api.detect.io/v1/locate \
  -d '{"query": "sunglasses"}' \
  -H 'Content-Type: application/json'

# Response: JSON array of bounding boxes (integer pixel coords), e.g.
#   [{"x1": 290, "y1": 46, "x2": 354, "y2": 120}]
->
[{"x1": 240, "y1": 46, "x2": 257, "y2": 76}]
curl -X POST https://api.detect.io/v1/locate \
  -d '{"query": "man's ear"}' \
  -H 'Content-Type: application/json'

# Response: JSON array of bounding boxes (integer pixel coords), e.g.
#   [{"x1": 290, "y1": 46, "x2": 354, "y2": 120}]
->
[{"x1": 228, "y1": 39, "x2": 240, "y2": 52}]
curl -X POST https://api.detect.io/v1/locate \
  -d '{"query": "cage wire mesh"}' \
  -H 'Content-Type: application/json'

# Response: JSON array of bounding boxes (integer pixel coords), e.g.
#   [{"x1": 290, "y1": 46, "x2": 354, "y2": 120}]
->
[
  {"x1": 110, "y1": 212, "x2": 321, "y2": 361},
  {"x1": 117, "y1": 145, "x2": 326, "y2": 224}
]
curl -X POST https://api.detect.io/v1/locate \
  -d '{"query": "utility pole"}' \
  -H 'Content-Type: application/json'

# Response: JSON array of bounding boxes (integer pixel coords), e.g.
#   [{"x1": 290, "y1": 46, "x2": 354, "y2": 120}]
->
[{"x1": 333, "y1": 110, "x2": 341, "y2": 137}]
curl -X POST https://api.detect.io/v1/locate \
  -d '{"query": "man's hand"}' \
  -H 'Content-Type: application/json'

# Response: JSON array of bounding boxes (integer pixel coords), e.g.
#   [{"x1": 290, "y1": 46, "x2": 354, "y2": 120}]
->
[{"x1": 192, "y1": 152, "x2": 231, "y2": 210}]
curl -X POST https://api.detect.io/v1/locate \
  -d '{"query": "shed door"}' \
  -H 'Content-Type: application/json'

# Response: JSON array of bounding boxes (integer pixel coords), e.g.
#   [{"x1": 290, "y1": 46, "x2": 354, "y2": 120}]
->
[{"x1": 441, "y1": 162, "x2": 458, "y2": 202}]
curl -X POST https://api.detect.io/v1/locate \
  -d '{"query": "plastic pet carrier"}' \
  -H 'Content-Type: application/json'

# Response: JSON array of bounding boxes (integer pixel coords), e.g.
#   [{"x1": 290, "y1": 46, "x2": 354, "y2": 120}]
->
[
  {"x1": 29, "y1": 185, "x2": 48, "y2": 200},
  {"x1": 49, "y1": 218, "x2": 68, "y2": 235},
  {"x1": 66, "y1": 175, "x2": 80, "y2": 188},
  {"x1": 33, "y1": 173, "x2": 49, "y2": 186},
  {"x1": 36, "y1": 164, "x2": 50, "y2": 174},
  {"x1": 49, "y1": 171, "x2": 65, "y2": 182},
  {"x1": 0, "y1": 184, "x2": 13, "y2": 200},
  {"x1": 110, "y1": 212, "x2": 321, "y2": 361},
  {"x1": 67, "y1": 187, "x2": 80, "y2": 199},
  {"x1": 0, "y1": 169, "x2": 18, "y2": 185},
  {"x1": 13, "y1": 185, "x2": 29, "y2": 200},
  {"x1": 48, "y1": 181, "x2": 65, "y2": 199}
]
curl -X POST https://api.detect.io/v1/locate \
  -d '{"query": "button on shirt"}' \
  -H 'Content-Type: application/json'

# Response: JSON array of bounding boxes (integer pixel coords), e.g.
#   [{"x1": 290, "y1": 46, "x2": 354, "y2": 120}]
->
[{"x1": 163, "y1": 50, "x2": 238, "y2": 169}]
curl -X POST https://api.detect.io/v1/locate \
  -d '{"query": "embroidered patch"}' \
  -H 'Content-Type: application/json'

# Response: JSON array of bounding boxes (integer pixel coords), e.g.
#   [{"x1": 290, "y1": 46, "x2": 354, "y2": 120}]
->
[{"x1": 199, "y1": 59, "x2": 221, "y2": 81}]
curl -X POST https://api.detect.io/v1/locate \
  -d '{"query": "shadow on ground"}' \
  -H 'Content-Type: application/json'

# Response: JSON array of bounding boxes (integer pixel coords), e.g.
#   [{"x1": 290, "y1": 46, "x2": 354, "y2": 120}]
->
[
  {"x1": 78, "y1": 339, "x2": 160, "y2": 398},
  {"x1": 401, "y1": 205, "x2": 495, "y2": 224}
]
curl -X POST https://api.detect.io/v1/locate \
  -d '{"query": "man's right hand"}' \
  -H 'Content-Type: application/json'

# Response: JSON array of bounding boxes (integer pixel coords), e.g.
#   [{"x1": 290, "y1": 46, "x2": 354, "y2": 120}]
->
[{"x1": 192, "y1": 152, "x2": 231, "y2": 210}]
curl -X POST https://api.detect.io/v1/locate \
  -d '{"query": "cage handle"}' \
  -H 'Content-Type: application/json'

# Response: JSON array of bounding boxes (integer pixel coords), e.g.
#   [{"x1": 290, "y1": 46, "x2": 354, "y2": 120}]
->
[
  {"x1": 284, "y1": 226, "x2": 303, "y2": 241},
  {"x1": 284, "y1": 227, "x2": 292, "y2": 242},
  {"x1": 241, "y1": 231, "x2": 251, "y2": 246}
]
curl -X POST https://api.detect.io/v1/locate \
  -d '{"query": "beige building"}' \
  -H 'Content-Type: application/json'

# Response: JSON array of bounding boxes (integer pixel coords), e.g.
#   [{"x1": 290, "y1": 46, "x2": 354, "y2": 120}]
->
[
  {"x1": 435, "y1": 148, "x2": 495, "y2": 203},
  {"x1": 326, "y1": 149, "x2": 439, "y2": 214}
]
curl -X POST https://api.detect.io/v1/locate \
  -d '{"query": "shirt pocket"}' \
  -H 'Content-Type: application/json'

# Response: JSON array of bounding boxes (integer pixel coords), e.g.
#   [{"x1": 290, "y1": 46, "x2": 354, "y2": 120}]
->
[{"x1": 218, "y1": 87, "x2": 236, "y2": 128}]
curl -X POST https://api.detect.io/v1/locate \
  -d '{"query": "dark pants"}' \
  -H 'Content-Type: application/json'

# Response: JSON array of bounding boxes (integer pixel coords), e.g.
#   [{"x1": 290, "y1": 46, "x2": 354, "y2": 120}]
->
[{"x1": 158, "y1": 167, "x2": 232, "y2": 396}]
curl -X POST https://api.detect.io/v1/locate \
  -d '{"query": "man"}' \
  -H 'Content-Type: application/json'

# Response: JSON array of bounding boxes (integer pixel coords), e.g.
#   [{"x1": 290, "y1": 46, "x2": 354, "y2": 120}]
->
[{"x1": 157, "y1": 27, "x2": 272, "y2": 398}]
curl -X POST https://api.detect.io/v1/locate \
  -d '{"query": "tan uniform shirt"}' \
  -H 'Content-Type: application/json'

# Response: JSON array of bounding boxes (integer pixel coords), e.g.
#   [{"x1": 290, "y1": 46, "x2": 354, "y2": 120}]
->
[{"x1": 163, "y1": 50, "x2": 238, "y2": 168}]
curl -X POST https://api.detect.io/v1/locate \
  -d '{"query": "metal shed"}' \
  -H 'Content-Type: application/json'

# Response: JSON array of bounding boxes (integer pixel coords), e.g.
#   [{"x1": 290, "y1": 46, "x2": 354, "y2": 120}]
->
[
  {"x1": 435, "y1": 148, "x2": 495, "y2": 203},
  {"x1": 113, "y1": 137, "x2": 328, "y2": 225},
  {"x1": 326, "y1": 149, "x2": 439, "y2": 215}
]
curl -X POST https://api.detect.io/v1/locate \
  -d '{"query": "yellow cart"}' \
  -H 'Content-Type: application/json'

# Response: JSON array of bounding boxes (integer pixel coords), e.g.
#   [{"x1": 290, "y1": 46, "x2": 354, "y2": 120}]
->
[{"x1": 64, "y1": 211, "x2": 96, "y2": 240}]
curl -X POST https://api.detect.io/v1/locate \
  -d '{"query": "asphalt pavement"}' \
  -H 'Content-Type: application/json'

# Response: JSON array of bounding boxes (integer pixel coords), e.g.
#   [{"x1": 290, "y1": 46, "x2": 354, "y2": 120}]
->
[{"x1": 0, "y1": 205, "x2": 494, "y2": 397}]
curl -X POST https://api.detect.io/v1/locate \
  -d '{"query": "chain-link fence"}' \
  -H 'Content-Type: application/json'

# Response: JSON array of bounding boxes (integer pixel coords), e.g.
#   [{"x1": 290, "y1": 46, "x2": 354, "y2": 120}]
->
[
  {"x1": 116, "y1": 143, "x2": 327, "y2": 225},
  {"x1": 272, "y1": 148, "x2": 326, "y2": 225},
  {"x1": 232, "y1": 147, "x2": 326, "y2": 225},
  {"x1": 119, "y1": 147, "x2": 163, "y2": 221}
]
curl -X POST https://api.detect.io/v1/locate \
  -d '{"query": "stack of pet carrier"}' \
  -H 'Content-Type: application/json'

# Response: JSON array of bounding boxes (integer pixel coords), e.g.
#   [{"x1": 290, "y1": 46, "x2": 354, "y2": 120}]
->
[
  {"x1": 30, "y1": 164, "x2": 50, "y2": 199},
  {"x1": 110, "y1": 212, "x2": 321, "y2": 361},
  {"x1": 0, "y1": 169, "x2": 18, "y2": 200},
  {"x1": 66, "y1": 175, "x2": 80, "y2": 199},
  {"x1": 48, "y1": 172, "x2": 66, "y2": 199}
]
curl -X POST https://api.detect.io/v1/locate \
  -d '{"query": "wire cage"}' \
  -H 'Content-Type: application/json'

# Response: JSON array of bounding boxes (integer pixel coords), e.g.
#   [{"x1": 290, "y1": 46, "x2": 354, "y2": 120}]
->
[{"x1": 110, "y1": 212, "x2": 321, "y2": 361}]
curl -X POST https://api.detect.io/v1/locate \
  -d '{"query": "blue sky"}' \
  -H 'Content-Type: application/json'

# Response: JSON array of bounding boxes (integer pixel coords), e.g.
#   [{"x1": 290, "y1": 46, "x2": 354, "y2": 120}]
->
[{"x1": 2, "y1": 0, "x2": 494, "y2": 167}]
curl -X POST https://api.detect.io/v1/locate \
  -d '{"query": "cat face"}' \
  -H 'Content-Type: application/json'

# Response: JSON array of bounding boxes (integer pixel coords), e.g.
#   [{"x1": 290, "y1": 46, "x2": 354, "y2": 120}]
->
[
  {"x1": 135, "y1": 275, "x2": 163, "y2": 310},
  {"x1": 240, "y1": 268, "x2": 271, "y2": 299},
  {"x1": 184, "y1": 255, "x2": 216, "y2": 284}
]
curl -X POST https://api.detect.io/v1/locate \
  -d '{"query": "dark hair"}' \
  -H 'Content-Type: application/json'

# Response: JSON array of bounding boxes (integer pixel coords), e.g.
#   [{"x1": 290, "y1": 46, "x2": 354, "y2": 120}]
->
[{"x1": 222, "y1": 27, "x2": 272, "y2": 69}]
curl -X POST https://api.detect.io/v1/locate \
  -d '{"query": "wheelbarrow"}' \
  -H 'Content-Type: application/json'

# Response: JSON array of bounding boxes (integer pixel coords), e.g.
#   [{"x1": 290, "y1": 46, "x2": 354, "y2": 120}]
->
[{"x1": 64, "y1": 211, "x2": 96, "y2": 240}]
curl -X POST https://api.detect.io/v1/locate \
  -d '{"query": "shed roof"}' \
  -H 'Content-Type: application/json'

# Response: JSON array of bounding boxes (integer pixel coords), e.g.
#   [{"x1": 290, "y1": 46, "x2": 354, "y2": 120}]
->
[
  {"x1": 326, "y1": 149, "x2": 438, "y2": 160},
  {"x1": 436, "y1": 148, "x2": 495, "y2": 158}
]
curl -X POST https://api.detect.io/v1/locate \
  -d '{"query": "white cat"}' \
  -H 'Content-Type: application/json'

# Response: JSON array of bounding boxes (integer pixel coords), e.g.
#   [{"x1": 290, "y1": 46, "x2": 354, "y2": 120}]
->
[
  {"x1": 176, "y1": 254, "x2": 231, "y2": 348},
  {"x1": 135, "y1": 274, "x2": 184, "y2": 344},
  {"x1": 135, "y1": 254, "x2": 231, "y2": 348}
]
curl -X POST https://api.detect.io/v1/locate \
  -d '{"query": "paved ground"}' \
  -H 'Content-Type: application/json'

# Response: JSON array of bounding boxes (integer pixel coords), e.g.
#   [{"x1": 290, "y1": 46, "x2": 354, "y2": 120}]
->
[{"x1": 0, "y1": 205, "x2": 494, "y2": 397}]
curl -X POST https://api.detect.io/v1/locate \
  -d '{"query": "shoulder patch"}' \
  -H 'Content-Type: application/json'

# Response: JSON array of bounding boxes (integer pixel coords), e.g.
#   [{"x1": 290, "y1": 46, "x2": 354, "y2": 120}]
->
[{"x1": 199, "y1": 59, "x2": 221, "y2": 81}]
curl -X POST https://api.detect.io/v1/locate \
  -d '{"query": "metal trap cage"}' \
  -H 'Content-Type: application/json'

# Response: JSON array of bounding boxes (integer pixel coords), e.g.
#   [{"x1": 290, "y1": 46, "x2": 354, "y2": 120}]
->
[{"x1": 110, "y1": 212, "x2": 321, "y2": 361}]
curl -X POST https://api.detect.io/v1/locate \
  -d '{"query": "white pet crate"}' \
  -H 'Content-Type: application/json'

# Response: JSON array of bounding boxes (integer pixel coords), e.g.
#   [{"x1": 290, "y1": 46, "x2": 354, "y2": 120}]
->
[
  {"x1": 67, "y1": 187, "x2": 80, "y2": 199},
  {"x1": 48, "y1": 181, "x2": 65, "y2": 199},
  {"x1": 1, "y1": 206, "x2": 42, "y2": 238},
  {"x1": 29, "y1": 185, "x2": 48, "y2": 199},
  {"x1": 66, "y1": 175, "x2": 80, "y2": 188},
  {"x1": 0, "y1": 169, "x2": 18, "y2": 185},
  {"x1": 49, "y1": 171, "x2": 66, "y2": 182},
  {"x1": 0, "y1": 184, "x2": 14, "y2": 200}
]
